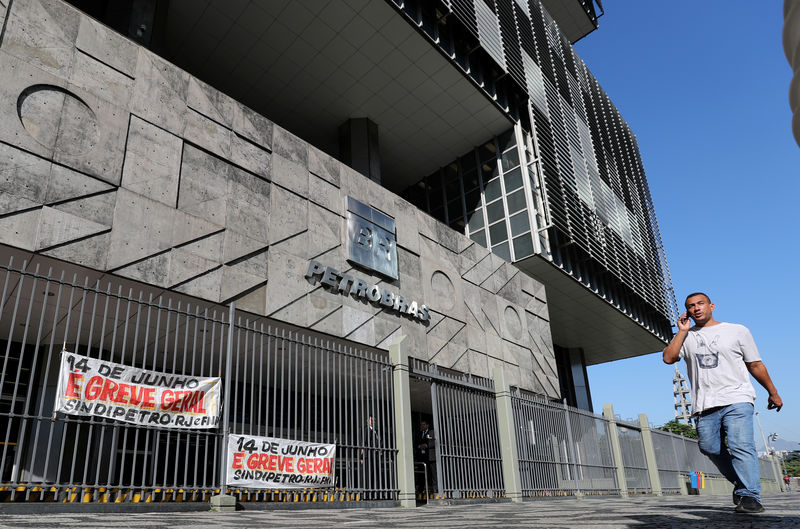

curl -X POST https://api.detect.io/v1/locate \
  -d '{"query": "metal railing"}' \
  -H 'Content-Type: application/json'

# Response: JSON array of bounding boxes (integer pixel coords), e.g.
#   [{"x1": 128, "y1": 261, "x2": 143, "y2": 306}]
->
[
  {"x1": 511, "y1": 390, "x2": 618, "y2": 497},
  {"x1": 227, "y1": 318, "x2": 397, "y2": 501},
  {"x1": 433, "y1": 382, "x2": 504, "y2": 499},
  {"x1": 650, "y1": 428, "x2": 784, "y2": 493},
  {"x1": 615, "y1": 419, "x2": 651, "y2": 493},
  {"x1": 650, "y1": 429, "x2": 722, "y2": 493},
  {"x1": 0, "y1": 256, "x2": 782, "y2": 505},
  {"x1": 0, "y1": 258, "x2": 397, "y2": 503},
  {"x1": 0, "y1": 259, "x2": 230, "y2": 502}
]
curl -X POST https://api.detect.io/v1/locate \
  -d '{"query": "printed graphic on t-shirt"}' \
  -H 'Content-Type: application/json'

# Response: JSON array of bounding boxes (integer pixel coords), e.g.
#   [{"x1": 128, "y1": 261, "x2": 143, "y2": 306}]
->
[{"x1": 695, "y1": 334, "x2": 720, "y2": 369}]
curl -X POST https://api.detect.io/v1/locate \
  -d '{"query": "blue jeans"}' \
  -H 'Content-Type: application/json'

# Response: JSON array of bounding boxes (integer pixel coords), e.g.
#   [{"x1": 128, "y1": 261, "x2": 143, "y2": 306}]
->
[{"x1": 696, "y1": 402, "x2": 760, "y2": 501}]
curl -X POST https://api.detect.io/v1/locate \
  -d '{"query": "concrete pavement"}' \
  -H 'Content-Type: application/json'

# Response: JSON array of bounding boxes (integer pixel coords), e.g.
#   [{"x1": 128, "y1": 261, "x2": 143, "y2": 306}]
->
[{"x1": 0, "y1": 492, "x2": 798, "y2": 528}]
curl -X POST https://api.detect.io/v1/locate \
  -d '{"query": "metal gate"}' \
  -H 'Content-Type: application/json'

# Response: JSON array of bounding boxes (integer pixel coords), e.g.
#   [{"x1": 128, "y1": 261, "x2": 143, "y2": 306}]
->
[
  {"x1": 410, "y1": 360, "x2": 504, "y2": 500},
  {"x1": 511, "y1": 390, "x2": 619, "y2": 497},
  {"x1": 0, "y1": 255, "x2": 396, "y2": 504}
]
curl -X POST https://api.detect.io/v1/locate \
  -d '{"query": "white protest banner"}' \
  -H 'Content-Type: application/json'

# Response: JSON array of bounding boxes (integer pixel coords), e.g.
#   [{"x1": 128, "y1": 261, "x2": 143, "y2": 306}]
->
[
  {"x1": 54, "y1": 351, "x2": 221, "y2": 429},
  {"x1": 227, "y1": 433, "x2": 336, "y2": 489}
]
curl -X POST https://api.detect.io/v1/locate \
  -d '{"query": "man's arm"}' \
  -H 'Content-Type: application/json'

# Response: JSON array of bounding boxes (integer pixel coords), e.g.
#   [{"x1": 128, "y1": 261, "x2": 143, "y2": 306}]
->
[
  {"x1": 663, "y1": 312, "x2": 691, "y2": 364},
  {"x1": 746, "y1": 361, "x2": 783, "y2": 411}
]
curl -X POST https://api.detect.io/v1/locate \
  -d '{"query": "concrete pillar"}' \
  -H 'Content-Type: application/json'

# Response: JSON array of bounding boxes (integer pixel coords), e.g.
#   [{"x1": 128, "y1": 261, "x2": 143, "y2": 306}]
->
[
  {"x1": 770, "y1": 455, "x2": 785, "y2": 492},
  {"x1": 602, "y1": 403, "x2": 628, "y2": 496},
  {"x1": 493, "y1": 366, "x2": 523, "y2": 503},
  {"x1": 637, "y1": 413, "x2": 662, "y2": 496},
  {"x1": 339, "y1": 117, "x2": 381, "y2": 184},
  {"x1": 389, "y1": 336, "x2": 416, "y2": 508}
]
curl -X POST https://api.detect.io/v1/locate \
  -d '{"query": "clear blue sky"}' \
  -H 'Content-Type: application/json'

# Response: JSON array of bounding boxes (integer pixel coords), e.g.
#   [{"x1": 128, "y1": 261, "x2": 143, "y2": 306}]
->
[{"x1": 574, "y1": 2, "x2": 800, "y2": 446}]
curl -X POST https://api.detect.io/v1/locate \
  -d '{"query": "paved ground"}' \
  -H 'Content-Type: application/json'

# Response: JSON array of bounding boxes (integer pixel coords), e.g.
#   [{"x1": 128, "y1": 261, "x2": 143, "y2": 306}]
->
[{"x1": 0, "y1": 492, "x2": 798, "y2": 528}]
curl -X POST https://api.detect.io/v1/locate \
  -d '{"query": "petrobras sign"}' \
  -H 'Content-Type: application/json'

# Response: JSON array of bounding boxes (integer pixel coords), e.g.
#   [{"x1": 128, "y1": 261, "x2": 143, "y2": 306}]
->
[
  {"x1": 305, "y1": 260, "x2": 429, "y2": 323},
  {"x1": 346, "y1": 196, "x2": 398, "y2": 280}
]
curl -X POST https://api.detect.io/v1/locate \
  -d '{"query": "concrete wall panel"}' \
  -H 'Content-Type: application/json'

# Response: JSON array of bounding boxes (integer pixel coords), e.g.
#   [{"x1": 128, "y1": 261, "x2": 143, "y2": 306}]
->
[{"x1": 0, "y1": 0, "x2": 559, "y2": 398}]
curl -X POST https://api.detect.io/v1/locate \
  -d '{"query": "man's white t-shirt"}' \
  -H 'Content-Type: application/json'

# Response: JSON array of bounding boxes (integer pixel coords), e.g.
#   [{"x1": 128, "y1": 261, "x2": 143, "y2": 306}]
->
[{"x1": 679, "y1": 322, "x2": 761, "y2": 414}]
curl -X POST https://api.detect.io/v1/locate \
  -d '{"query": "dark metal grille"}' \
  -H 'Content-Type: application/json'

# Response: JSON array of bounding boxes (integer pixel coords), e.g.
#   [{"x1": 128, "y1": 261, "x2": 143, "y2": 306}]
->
[
  {"x1": 0, "y1": 257, "x2": 229, "y2": 503},
  {"x1": 512, "y1": 390, "x2": 618, "y2": 496},
  {"x1": 0, "y1": 257, "x2": 396, "y2": 504},
  {"x1": 227, "y1": 319, "x2": 397, "y2": 501},
  {"x1": 434, "y1": 382, "x2": 504, "y2": 499}
]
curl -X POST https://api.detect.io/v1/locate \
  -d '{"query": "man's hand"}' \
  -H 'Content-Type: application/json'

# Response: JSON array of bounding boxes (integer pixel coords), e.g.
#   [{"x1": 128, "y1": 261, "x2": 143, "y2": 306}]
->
[
  {"x1": 663, "y1": 316, "x2": 690, "y2": 364},
  {"x1": 767, "y1": 393, "x2": 783, "y2": 412},
  {"x1": 746, "y1": 361, "x2": 782, "y2": 412}
]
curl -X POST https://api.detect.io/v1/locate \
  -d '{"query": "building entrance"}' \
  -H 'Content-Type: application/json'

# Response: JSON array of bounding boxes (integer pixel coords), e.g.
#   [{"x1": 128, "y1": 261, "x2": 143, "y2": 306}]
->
[{"x1": 409, "y1": 359, "x2": 505, "y2": 501}]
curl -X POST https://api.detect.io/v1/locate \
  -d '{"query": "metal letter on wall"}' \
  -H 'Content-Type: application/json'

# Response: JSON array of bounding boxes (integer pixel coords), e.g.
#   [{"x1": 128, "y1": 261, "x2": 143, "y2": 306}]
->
[{"x1": 346, "y1": 196, "x2": 398, "y2": 280}]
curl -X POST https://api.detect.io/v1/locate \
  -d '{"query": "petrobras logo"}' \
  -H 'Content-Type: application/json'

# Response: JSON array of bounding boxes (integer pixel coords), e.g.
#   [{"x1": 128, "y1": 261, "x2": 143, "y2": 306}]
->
[
  {"x1": 345, "y1": 196, "x2": 397, "y2": 280},
  {"x1": 305, "y1": 260, "x2": 429, "y2": 323}
]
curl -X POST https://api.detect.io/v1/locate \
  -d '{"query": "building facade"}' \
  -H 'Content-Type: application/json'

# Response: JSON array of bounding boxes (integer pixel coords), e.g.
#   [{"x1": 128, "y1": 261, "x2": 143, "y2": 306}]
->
[{"x1": 0, "y1": 0, "x2": 678, "y2": 508}]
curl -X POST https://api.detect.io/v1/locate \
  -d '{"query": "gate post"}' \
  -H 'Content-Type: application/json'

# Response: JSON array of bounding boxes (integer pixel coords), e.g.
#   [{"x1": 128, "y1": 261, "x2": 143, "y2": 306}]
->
[
  {"x1": 493, "y1": 366, "x2": 523, "y2": 503},
  {"x1": 211, "y1": 302, "x2": 236, "y2": 513},
  {"x1": 638, "y1": 413, "x2": 662, "y2": 496},
  {"x1": 602, "y1": 403, "x2": 628, "y2": 496},
  {"x1": 389, "y1": 336, "x2": 416, "y2": 508},
  {"x1": 770, "y1": 454, "x2": 784, "y2": 491}
]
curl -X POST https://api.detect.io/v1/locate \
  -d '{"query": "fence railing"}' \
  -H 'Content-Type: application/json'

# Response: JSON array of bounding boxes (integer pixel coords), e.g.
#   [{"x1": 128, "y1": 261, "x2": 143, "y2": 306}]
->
[
  {"x1": 614, "y1": 419, "x2": 651, "y2": 493},
  {"x1": 0, "y1": 259, "x2": 396, "y2": 503},
  {"x1": 651, "y1": 429, "x2": 722, "y2": 493},
  {"x1": 0, "y1": 257, "x2": 784, "y2": 506},
  {"x1": 511, "y1": 390, "x2": 618, "y2": 497}
]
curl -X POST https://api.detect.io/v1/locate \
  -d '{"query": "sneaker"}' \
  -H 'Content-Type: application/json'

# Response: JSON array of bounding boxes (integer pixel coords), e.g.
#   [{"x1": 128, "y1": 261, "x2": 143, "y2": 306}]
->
[
  {"x1": 734, "y1": 496, "x2": 764, "y2": 514},
  {"x1": 732, "y1": 492, "x2": 742, "y2": 505}
]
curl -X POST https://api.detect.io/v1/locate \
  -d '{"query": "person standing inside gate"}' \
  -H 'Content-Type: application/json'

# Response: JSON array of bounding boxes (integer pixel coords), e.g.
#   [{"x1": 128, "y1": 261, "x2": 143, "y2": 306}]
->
[
  {"x1": 416, "y1": 420, "x2": 436, "y2": 494},
  {"x1": 360, "y1": 415, "x2": 382, "y2": 498},
  {"x1": 663, "y1": 292, "x2": 783, "y2": 514}
]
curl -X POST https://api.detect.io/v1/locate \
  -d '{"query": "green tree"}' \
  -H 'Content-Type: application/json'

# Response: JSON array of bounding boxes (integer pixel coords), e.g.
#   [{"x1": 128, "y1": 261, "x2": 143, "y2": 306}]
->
[
  {"x1": 658, "y1": 419, "x2": 699, "y2": 440},
  {"x1": 783, "y1": 451, "x2": 800, "y2": 477}
]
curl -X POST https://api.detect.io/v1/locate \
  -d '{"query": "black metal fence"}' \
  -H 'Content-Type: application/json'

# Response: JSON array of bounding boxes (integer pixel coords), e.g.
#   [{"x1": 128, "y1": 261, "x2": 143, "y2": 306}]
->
[
  {"x1": 0, "y1": 257, "x2": 782, "y2": 505},
  {"x1": 0, "y1": 258, "x2": 396, "y2": 503}
]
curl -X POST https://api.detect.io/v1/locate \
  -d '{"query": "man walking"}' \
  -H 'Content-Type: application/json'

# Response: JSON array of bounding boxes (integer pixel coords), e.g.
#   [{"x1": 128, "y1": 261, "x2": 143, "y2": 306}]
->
[{"x1": 663, "y1": 292, "x2": 783, "y2": 514}]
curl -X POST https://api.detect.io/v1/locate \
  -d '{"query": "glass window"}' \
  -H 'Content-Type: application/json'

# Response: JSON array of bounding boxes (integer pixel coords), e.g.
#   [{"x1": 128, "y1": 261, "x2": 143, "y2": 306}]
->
[
  {"x1": 486, "y1": 200, "x2": 505, "y2": 224},
  {"x1": 465, "y1": 188, "x2": 481, "y2": 211},
  {"x1": 467, "y1": 210, "x2": 485, "y2": 232},
  {"x1": 502, "y1": 148, "x2": 520, "y2": 171},
  {"x1": 462, "y1": 169, "x2": 479, "y2": 191},
  {"x1": 449, "y1": 217, "x2": 465, "y2": 231},
  {"x1": 482, "y1": 163, "x2": 498, "y2": 183},
  {"x1": 509, "y1": 211, "x2": 530, "y2": 236},
  {"x1": 431, "y1": 206, "x2": 445, "y2": 223},
  {"x1": 429, "y1": 186, "x2": 443, "y2": 208},
  {"x1": 513, "y1": 234, "x2": 534, "y2": 259},
  {"x1": 444, "y1": 162, "x2": 459, "y2": 181},
  {"x1": 503, "y1": 167, "x2": 522, "y2": 192},
  {"x1": 489, "y1": 221, "x2": 507, "y2": 244},
  {"x1": 404, "y1": 184, "x2": 426, "y2": 210},
  {"x1": 479, "y1": 141, "x2": 497, "y2": 163},
  {"x1": 460, "y1": 153, "x2": 476, "y2": 171},
  {"x1": 484, "y1": 178, "x2": 502, "y2": 203},
  {"x1": 492, "y1": 241, "x2": 511, "y2": 262},
  {"x1": 470, "y1": 229, "x2": 487, "y2": 247},
  {"x1": 498, "y1": 130, "x2": 515, "y2": 151},
  {"x1": 447, "y1": 198, "x2": 462, "y2": 219},
  {"x1": 445, "y1": 179, "x2": 461, "y2": 201},
  {"x1": 506, "y1": 188, "x2": 527, "y2": 213}
]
